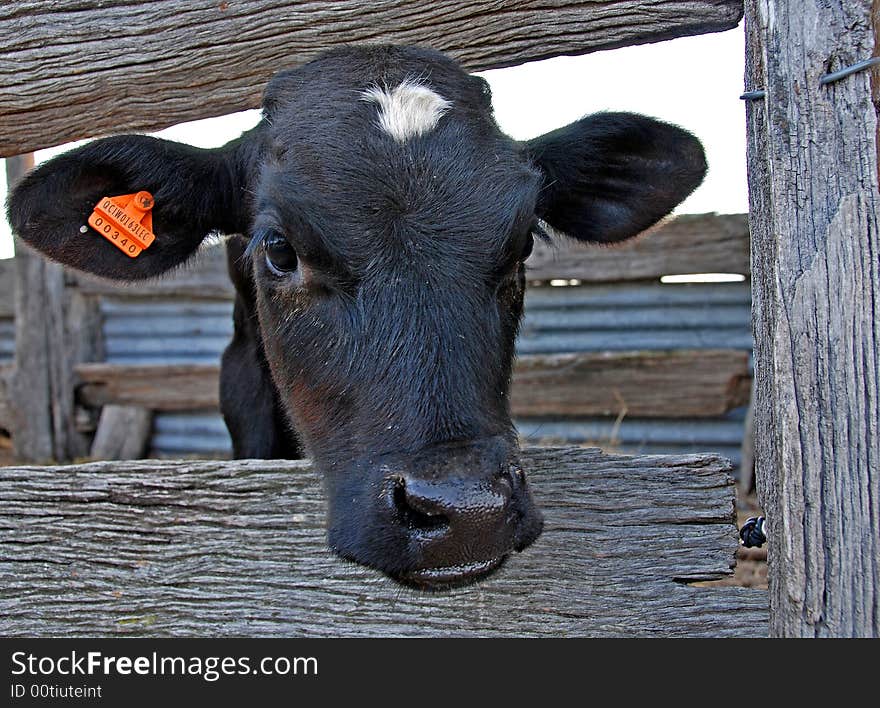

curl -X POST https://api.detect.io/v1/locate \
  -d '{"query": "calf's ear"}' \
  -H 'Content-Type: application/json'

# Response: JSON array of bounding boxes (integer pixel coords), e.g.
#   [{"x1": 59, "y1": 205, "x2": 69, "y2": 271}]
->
[
  {"x1": 526, "y1": 112, "x2": 706, "y2": 244},
  {"x1": 6, "y1": 133, "x2": 257, "y2": 280}
]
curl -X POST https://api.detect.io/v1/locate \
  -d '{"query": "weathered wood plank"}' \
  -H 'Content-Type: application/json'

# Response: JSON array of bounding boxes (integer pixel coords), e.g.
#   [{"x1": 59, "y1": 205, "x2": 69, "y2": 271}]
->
[
  {"x1": 0, "y1": 363, "x2": 11, "y2": 431},
  {"x1": 510, "y1": 349, "x2": 751, "y2": 418},
  {"x1": 0, "y1": 258, "x2": 14, "y2": 318},
  {"x1": 89, "y1": 404, "x2": 153, "y2": 460},
  {"x1": 738, "y1": 379, "x2": 755, "y2": 496},
  {"x1": 11, "y1": 243, "x2": 92, "y2": 461},
  {"x1": 0, "y1": 1, "x2": 743, "y2": 156},
  {"x1": 73, "y1": 243, "x2": 235, "y2": 300},
  {"x1": 0, "y1": 448, "x2": 768, "y2": 637},
  {"x1": 744, "y1": 0, "x2": 880, "y2": 636},
  {"x1": 6, "y1": 155, "x2": 59, "y2": 461},
  {"x1": 529, "y1": 213, "x2": 750, "y2": 282},
  {"x1": 8, "y1": 153, "x2": 102, "y2": 462},
  {"x1": 76, "y1": 363, "x2": 220, "y2": 411},
  {"x1": 76, "y1": 349, "x2": 752, "y2": 418},
  {"x1": 70, "y1": 214, "x2": 750, "y2": 301}
]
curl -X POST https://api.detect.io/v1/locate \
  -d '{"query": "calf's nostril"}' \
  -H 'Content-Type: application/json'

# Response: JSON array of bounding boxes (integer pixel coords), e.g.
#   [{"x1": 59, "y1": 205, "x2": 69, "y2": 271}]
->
[{"x1": 392, "y1": 478, "x2": 450, "y2": 532}]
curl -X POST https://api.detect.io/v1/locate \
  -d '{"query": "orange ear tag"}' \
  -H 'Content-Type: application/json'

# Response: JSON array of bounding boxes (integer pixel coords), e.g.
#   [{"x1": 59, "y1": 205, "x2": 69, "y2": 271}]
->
[{"x1": 87, "y1": 191, "x2": 156, "y2": 258}]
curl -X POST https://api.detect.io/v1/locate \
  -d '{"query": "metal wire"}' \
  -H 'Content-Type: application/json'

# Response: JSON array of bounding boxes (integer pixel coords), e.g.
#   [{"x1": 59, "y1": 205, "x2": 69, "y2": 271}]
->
[
  {"x1": 740, "y1": 56, "x2": 880, "y2": 100},
  {"x1": 819, "y1": 56, "x2": 880, "y2": 85},
  {"x1": 740, "y1": 89, "x2": 766, "y2": 101}
]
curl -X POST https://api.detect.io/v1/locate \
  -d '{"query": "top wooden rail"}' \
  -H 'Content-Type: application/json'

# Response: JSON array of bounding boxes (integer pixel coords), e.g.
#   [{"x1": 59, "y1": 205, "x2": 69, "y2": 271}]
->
[{"x1": 0, "y1": 0, "x2": 744, "y2": 155}]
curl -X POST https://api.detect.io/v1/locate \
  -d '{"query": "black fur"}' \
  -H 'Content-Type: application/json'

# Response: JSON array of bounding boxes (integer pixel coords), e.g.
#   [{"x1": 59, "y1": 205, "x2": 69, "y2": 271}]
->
[
  {"x1": 220, "y1": 235, "x2": 302, "y2": 459},
  {"x1": 6, "y1": 45, "x2": 706, "y2": 589},
  {"x1": 527, "y1": 111, "x2": 707, "y2": 243}
]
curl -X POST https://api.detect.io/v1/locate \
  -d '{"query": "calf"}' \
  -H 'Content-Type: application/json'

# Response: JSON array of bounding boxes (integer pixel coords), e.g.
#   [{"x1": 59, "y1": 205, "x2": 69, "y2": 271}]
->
[{"x1": 7, "y1": 45, "x2": 706, "y2": 589}]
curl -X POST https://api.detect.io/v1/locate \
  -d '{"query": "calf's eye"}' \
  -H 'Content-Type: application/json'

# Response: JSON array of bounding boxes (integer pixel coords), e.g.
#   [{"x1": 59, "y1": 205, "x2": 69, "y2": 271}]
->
[{"x1": 264, "y1": 233, "x2": 298, "y2": 275}]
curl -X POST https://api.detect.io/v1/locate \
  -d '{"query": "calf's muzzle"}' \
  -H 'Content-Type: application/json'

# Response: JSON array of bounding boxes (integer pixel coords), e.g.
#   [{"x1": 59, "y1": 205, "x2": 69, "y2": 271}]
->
[{"x1": 326, "y1": 435, "x2": 543, "y2": 589}]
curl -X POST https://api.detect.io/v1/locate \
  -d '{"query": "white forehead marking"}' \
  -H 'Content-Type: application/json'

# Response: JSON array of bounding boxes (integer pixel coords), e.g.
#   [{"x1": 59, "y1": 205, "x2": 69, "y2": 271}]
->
[{"x1": 361, "y1": 79, "x2": 452, "y2": 143}]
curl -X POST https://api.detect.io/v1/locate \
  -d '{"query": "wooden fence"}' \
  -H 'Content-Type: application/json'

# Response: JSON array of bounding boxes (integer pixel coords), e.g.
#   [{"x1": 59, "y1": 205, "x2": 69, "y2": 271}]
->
[
  {"x1": 0, "y1": 0, "x2": 762, "y2": 639},
  {"x1": 744, "y1": 0, "x2": 880, "y2": 636},
  {"x1": 2, "y1": 0, "x2": 878, "y2": 637},
  {"x1": 0, "y1": 0, "x2": 743, "y2": 156},
  {"x1": 0, "y1": 448, "x2": 767, "y2": 637}
]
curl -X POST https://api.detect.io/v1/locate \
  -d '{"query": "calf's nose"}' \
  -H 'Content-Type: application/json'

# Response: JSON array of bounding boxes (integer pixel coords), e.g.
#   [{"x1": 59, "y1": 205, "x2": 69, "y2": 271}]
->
[
  {"x1": 378, "y1": 436, "x2": 542, "y2": 586},
  {"x1": 392, "y1": 466, "x2": 513, "y2": 538}
]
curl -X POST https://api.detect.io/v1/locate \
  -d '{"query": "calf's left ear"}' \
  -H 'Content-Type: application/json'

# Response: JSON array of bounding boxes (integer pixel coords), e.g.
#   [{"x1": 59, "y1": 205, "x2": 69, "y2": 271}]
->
[
  {"x1": 7, "y1": 133, "x2": 256, "y2": 281},
  {"x1": 526, "y1": 112, "x2": 707, "y2": 243}
]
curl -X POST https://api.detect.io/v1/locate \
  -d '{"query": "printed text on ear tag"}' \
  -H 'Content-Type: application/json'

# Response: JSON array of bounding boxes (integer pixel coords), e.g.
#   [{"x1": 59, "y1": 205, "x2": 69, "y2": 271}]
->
[{"x1": 87, "y1": 191, "x2": 156, "y2": 258}]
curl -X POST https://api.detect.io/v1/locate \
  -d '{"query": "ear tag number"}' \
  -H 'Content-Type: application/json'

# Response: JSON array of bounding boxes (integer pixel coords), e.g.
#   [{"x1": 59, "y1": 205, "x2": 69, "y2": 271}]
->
[{"x1": 86, "y1": 191, "x2": 156, "y2": 258}]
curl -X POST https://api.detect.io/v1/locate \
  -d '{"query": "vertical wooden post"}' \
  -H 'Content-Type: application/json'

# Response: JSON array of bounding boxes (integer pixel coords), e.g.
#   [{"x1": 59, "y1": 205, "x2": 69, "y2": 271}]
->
[
  {"x1": 6, "y1": 155, "x2": 97, "y2": 462},
  {"x1": 7, "y1": 154, "x2": 52, "y2": 461},
  {"x1": 744, "y1": 0, "x2": 880, "y2": 636}
]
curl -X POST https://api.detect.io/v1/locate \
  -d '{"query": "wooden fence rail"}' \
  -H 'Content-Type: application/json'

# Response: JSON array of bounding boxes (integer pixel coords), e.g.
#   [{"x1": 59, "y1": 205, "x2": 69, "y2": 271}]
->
[
  {"x1": 0, "y1": 0, "x2": 744, "y2": 156},
  {"x1": 72, "y1": 349, "x2": 752, "y2": 418},
  {"x1": 0, "y1": 212, "x2": 751, "y2": 307},
  {"x1": 1, "y1": 349, "x2": 752, "y2": 439},
  {"x1": 55, "y1": 213, "x2": 750, "y2": 302},
  {"x1": 0, "y1": 447, "x2": 768, "y2": 637},
  {"x1": 530, "y1": 213, "x2": 750, "y2": 282}
]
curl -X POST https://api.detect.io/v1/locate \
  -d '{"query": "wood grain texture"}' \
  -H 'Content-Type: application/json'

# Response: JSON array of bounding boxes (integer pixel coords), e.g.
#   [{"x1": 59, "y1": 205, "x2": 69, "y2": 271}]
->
[
  {"x1": 7, "y1": 147, "x2": 102, "y2": 464},
  {"x1": 528, "y1": 213, "x2": 750, "y2": 282},
  {"x1": 745, "y1": 0, "x2": 880, "y2": 636},
  {"x1": 0, "y1": 1, "x2": 745, "y2": 155},
  {"x1": 510, "y1": 349, "x2": 751, "y2": 418},
  {"x1": 0, "y1": 448, "x2": 768, "y2": 637},
  {"x1": 89, "y1": 404, "x2": 153, "y2": 460},
  {"x1": 0, "y1": 258, "x2": 13, "y2": 318},
  {"x1": 10, "y1": 246, "x2": 90, "y2": 462},
  {"x1": 0, "y1": 364, "x2": 10, "y2": 431},
  {"x1": 66, "y1": 214, "x2": 750, "y2": 304},
  {"x1": 76, "y1": 363, "x2": 221, "y2": 411},
  {"x1": 75, "y1": 349, "x2": 752, "y2": 418}
]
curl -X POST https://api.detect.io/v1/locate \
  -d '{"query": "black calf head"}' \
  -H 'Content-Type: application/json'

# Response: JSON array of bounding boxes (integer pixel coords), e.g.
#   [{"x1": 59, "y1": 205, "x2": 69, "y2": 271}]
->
[{"x1": 7, "y1": 45, "x2": 706, "y2": 589}]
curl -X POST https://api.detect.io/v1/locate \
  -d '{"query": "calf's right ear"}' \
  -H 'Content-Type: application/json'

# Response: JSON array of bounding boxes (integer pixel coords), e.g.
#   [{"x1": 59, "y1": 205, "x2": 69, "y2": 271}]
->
[{"x1": 6, "y1": 132, "x2": 259, "y2": 281}]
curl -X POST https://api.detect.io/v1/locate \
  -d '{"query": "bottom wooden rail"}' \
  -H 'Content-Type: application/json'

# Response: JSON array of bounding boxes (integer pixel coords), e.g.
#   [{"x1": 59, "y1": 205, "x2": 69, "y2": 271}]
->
[{"x1": 0, "y1": 447, "x2": 767, "y2": 637}]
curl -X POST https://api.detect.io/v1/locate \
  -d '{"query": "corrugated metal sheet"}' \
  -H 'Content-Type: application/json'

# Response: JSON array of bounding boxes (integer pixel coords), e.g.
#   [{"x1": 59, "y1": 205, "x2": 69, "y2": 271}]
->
[
  {"x1": 150, "y1": 409, "x2": 746, "y2": 470},
  {"x1": 520, "y1": 282, "x2": 752, "y2": 353},
  {"x1": 0, "y1": 318, "x2": 14, "y2": 363},
  {"x1": 101, "y1": 299, "x2": 233, "y2": 364},
  {"x1": 105, "y1": 282, "x2": 753, "y2": 364},
  {"x1": 104, "y1": 282, "x2": 754, "y2": 474},
  {"x1": 151, "y1": 412, "x2": 232, "y2": 458}
]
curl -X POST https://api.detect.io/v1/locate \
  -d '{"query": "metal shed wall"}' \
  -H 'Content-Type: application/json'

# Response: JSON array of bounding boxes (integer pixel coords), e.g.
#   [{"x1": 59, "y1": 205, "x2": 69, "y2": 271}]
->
[
  {"x1": 0, "y1": 316, "x2": 13, "y2": 364},
  {"x1": 94, "y1": 281, "x2": 754, "y2": 470}
]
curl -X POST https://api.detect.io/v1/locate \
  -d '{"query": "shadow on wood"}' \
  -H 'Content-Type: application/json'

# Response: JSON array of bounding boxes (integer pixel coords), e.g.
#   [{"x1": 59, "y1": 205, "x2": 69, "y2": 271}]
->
[{"x1": 0, "y1": 447, "x2": 767, "y2": 637}]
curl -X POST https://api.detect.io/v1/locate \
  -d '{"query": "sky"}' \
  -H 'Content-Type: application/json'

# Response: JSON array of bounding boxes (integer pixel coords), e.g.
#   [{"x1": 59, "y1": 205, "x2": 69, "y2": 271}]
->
[{"x1": 0, "y1": 24, "x2": 748, "y2": 259}]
